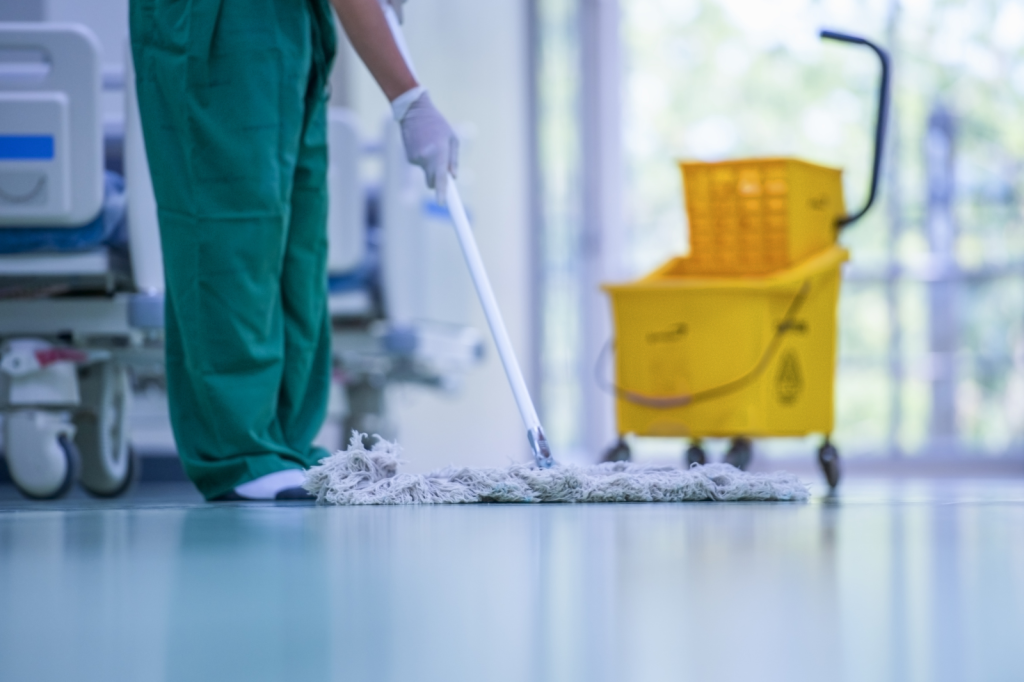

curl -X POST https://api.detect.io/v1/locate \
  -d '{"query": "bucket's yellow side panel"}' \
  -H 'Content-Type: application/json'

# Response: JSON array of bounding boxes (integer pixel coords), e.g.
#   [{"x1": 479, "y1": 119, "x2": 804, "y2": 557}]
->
[
  {"x1": 786, "y1": 163, "x2": 844, "y2": 263},
  {"x1": 760, "y1": 264, "x2": 842, "y2": 434},
  {"x1": 606, "y1": 254, "x2": 845, "y2": 438},
  {"x1": 610, "y1": 288, "x2": 772, "y2": 437}
]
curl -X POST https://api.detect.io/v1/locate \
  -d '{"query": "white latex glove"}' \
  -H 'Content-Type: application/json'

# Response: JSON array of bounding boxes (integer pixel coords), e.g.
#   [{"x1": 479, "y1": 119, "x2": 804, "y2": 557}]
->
[
  {"x1": 385, "y1": 0, "x2": 408, "y2": 24},
  {"x1": 397, "y1": 90, "x2": 459, "y2": 204}
]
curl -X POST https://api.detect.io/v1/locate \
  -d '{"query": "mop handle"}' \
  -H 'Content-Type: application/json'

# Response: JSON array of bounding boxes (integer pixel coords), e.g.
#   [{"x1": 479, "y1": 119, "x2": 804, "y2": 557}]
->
[
  {"x1": 381, "y1": 2, "x2": 418, "y2": 81},
  {"x1": 444, "y1": 182, "x2": 553, "y2": 468},
  {"x1": 382, "y1": 3, "x2": 554, "y2": 468}
]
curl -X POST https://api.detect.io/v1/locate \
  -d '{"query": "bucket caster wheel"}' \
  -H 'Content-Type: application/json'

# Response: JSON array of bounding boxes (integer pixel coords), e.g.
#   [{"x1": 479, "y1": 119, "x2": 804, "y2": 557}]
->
[
  {"x1": 685, "y1": 441, "x2": 706, "y2": 467},
  {"x1": 602, "y1": 437, "x2": 631, "y2": 463},
  {"x1": 3, "y1": 411, "x2": 79, "y2": 500},
  {"x1": 818, "y1": 441, "x2": 841, "y2": 490},
  {"x1": 725, "y1": 437, "x2": 753, "y2": 471}
]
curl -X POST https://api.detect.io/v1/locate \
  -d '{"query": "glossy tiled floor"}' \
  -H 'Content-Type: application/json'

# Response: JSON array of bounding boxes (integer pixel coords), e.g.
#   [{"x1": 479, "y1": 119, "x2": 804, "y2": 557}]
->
[{"x1": 1, "y1": 477, "x2": 1022, "y2": 682}]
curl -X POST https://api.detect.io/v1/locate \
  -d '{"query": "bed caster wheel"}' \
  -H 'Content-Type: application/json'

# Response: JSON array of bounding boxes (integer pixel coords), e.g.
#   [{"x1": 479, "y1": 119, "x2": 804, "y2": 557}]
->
[
  {"x1": 818, "y1": 441, "x2": 841, "y2": 490},
  {"x1": 3, "y1": 411, "x2": 79, "y2": 500},
  {"x1": 685, "y1": 442, "x2": 706, "y2": 467},
  {"x1": 724, "y1": 437, "x2": 753, "y2": 471},
  {"x1": 75, "y1": 361, "x2": 136, "y2": 497},
  {"x1": 602, "y1": 437, "x2": 631, "y2": 463},
  {"x1": 82, "y1": 448, "x2": 138, "y2": 498}
]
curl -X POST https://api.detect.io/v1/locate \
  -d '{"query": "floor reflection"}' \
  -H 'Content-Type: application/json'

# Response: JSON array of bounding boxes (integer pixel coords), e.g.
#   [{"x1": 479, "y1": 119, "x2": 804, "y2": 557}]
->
[{"x1": 0, "y1": 481, "x2": 1021, "y2": 682}]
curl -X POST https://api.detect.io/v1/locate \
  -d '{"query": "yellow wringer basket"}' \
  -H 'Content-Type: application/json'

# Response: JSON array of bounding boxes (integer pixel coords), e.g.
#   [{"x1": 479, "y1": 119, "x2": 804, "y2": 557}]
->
[{"x1": 601, "y1": 30, "x2": 891, "y2": 489}]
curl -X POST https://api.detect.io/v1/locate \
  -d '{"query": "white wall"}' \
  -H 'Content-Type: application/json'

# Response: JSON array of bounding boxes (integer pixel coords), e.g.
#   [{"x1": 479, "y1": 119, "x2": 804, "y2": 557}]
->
[
  {"x1": 44, "y1": 0, "x2": 128, "y2": 121},
  {"x1": 362, "y1": 0, "x2": 535, "y2": 472},
  {"x1": 44, "y1": 0, "x2": 127, "y2": 64}
]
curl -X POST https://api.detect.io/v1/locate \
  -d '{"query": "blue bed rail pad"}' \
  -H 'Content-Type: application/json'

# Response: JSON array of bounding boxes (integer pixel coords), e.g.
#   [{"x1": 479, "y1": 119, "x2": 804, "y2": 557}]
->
[{"x1": 0, "y1": 136, "x2": 55, "y2": 160}]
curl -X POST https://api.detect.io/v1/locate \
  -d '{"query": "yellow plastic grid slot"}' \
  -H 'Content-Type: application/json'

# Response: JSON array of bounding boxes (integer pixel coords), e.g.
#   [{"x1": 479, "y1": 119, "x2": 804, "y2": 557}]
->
[{"x1": 677, "y1": 158, "x2": 845, "y2": 276}]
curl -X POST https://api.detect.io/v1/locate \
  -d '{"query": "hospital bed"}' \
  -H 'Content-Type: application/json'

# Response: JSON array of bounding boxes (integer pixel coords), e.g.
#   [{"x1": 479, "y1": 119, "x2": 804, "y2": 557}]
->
[{"x1": 0, "y1": 23, "x2": 482, "y2": 499}]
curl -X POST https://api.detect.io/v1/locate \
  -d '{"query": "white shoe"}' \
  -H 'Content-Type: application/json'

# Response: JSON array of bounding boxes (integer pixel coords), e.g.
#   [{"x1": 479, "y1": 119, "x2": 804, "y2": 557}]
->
[{"x1": 214, "y1": 469, "x2": 311, "y2": 501}]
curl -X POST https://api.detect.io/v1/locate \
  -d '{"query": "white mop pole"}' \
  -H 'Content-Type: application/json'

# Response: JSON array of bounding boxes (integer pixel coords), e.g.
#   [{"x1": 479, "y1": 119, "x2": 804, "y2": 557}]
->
[
  {"x1": 382, "y1": 4, "x2": 554, "y2": 468},
  {"x1": 443, "y1": 182, "x2": 553, "y2": 467}
]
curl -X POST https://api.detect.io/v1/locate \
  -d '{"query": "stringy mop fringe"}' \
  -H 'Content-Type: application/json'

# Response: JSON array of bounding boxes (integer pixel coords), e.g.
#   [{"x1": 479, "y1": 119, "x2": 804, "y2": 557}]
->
[{"x1": 304, "y1": 432, "x2": 810, "y2": 505}]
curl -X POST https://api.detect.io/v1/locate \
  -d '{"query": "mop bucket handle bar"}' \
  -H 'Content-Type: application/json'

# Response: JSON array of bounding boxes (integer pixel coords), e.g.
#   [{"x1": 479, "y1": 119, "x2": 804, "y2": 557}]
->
[{"x1": 819, "y1": 29, "x2": 891, "y2": 229}]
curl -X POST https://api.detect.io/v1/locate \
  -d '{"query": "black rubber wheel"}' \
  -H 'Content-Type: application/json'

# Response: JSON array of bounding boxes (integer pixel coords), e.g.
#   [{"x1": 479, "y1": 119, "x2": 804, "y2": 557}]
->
[
  {"x1": 818, "y1": 441, "x2": 841, "y2": 490},
  {"x1": 602, "y1": 438, "x2": 632, "y2": 463},
  {"x1": 724, "y1": 437, "x2": 753, "y2": 471},
  {"x1": 685, "y1": 443, "x2": 706, "y2": 467}
]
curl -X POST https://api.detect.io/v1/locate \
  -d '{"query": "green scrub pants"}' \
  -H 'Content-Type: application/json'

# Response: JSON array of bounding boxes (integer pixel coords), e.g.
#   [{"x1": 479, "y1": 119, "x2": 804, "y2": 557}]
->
[{"x1": 130, "y1": 0, "x2": 338, "y2": 499}]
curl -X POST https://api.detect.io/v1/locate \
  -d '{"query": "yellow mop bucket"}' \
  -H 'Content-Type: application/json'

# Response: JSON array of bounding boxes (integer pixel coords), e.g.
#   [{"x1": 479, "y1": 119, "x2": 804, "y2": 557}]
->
[
  {"x1": 603, "y1": 245, "x2": 848, "y2": 439},
  {"x1": 600, "y1": 30, "x2": 891, "y2": 488}
]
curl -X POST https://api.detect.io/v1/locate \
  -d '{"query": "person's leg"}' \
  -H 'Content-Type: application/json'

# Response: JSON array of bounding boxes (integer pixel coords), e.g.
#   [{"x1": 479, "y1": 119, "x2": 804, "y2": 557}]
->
[
  {"x1": 130, "y1": 0, "x2": 317, "y2": 499},
  {"x1": 276, "y1": 2, "x2": 337, "y2": 469}
]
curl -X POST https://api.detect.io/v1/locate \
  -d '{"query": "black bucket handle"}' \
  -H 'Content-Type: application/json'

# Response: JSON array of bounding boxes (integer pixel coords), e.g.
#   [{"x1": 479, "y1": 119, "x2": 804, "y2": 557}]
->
[{"x1": 820, "y1": 30, "x2": 891, "y2": 228}]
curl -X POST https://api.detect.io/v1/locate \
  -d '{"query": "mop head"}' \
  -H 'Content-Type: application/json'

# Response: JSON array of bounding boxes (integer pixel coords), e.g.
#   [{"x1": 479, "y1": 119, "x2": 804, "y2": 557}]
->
[{"x1": 304, "y1": 433, "x2": 809, "y2": 505}]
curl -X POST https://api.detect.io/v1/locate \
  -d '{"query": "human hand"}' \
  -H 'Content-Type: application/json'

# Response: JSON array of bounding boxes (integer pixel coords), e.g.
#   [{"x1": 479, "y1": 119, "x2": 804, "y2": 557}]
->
[{"x1": 398, "y1": 91, "x2": 459, "y2": 204}]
